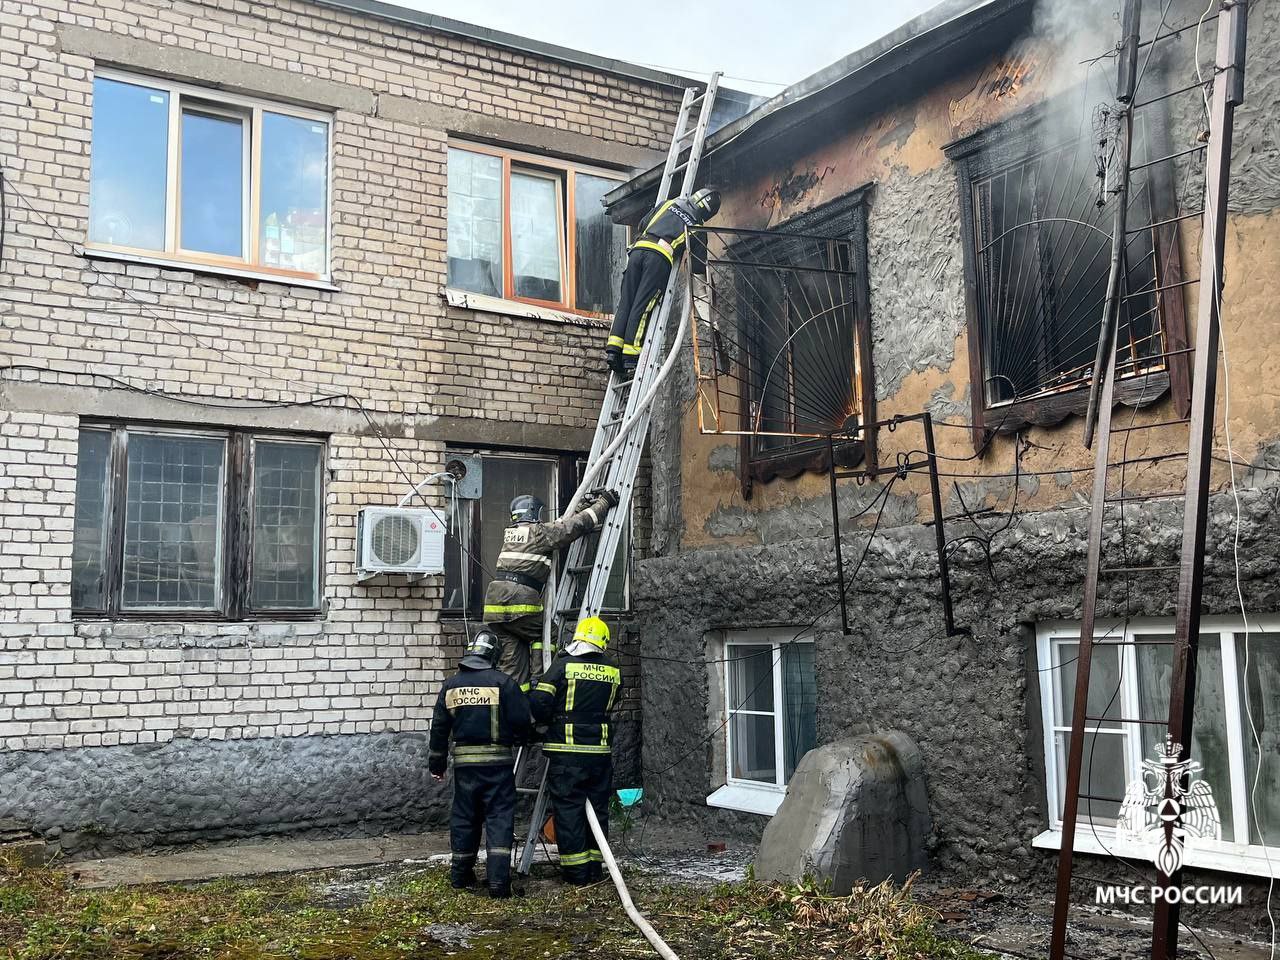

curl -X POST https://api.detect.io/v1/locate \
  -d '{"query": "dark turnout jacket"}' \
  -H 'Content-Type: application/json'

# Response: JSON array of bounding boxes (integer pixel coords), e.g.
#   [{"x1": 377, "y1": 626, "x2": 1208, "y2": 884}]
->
[
  {"x1": 630, "y1": 195, "x2": 710, "y2": 264},
  {"x1": 428, "y1": 665, "x2": 532, "y2": 776},
  {"x1": 529, "y1": 650, "x2": 622, "y2": 763},
  {"x1": 481, "y1": 492, "x2": 614, "y2": 622}
]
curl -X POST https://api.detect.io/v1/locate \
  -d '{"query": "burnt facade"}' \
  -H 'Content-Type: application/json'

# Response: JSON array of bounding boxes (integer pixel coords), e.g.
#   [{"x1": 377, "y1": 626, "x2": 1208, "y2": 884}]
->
[{"x1": 612, "y1": 0, "x2": 1280, "y2": 921}]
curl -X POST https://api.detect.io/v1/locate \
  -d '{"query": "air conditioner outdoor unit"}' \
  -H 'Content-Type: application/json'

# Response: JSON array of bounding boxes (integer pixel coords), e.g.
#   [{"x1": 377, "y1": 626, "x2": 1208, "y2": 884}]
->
[{"x1": 356, "y1": 506, "x2": 446, "y2": 577}]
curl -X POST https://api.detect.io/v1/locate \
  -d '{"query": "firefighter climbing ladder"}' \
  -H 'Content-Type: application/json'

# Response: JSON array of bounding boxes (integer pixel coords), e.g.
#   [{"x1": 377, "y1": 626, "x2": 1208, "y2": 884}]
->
[
  {"x1": 514, "y1": 74, "x2": 722, "y2": 876},
  {"x1": 1051, "y1": 2, "x2": 1249, "y2": 958}
]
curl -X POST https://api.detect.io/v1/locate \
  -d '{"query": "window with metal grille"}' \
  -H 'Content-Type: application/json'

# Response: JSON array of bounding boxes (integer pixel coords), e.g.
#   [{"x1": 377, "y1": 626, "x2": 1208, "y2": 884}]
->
[
  {"x1": 72, "y1": 425, "x2": 324, "y2": 618},
  {"x1": 947, "y1": 99, "x2": 1191, "y2": 440},
  {"x1": 695, "y1": 188, "x2": 875, "y2": 492}
]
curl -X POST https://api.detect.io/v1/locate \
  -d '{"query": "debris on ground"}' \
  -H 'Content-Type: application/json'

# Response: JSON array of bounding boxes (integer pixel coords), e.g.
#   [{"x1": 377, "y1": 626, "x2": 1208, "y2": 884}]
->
[{"x1": 1, "y1": 851, "x2": 992, "y2": 960}]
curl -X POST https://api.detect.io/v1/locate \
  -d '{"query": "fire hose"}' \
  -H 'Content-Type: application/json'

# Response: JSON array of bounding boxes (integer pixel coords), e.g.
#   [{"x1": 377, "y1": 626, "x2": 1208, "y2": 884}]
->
[{"x1": 585, "y1": 799, "x2": 680, "y2": 960}]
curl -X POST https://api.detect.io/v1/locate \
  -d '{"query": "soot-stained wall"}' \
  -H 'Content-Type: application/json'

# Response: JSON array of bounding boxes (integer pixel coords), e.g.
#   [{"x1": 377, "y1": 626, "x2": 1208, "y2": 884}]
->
[{"x1": 631, "y1": 0, "x2": 1280, "y2": 905}]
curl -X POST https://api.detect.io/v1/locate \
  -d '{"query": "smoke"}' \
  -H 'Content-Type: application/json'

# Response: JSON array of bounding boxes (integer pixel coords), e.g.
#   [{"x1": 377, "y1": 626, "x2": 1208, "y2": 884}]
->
[{"x1": 1026, "y1": 0, "x2": 1125, "y2": 143}]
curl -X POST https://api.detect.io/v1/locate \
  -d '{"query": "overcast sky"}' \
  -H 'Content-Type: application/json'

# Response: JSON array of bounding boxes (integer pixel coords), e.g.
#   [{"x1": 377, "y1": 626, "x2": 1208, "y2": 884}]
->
[{"x1": 388, "y1": 0, "x2": 944, "y2": 96}]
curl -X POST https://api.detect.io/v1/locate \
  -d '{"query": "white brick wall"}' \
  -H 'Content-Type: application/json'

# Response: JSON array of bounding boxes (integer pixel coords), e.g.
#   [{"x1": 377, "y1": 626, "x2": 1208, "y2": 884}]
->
[{"x1": 0, "y1": 0, "x2": 678, "y2": 759}]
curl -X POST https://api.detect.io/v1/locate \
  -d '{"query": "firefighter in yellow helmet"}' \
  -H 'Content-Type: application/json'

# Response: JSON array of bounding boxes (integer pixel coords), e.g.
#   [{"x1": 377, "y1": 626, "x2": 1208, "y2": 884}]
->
[{"x1": 529, "y1": 616, "x2": 622, "y2": 885}]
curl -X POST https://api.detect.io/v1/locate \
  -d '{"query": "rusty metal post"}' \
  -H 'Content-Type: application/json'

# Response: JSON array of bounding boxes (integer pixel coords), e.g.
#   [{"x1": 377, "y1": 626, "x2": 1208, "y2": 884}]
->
[
  {"x1": 1049, "y1": 322, "x2": 1121, "y2": 960},
  {"x1": 1151, "y1": 3, "x2": 1249, "y2": 957},
  {"x1": 922, "y1": 414, "x2": 964, "y2": 637},
  {"x1": 827, "y1": 432, "x2": 851, "y2": 636}
]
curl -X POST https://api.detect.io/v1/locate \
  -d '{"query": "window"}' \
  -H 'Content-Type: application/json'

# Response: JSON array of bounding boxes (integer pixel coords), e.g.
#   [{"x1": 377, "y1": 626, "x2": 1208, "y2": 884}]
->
[
  {"x1": 447, "y1": 144, "x2": 627, "y2": 315},
  {"x1": 88, "y1": 71, "x2": 332, "y2": 281},
  {"x1": 1035, "y1": 618, "x2": 1280, "y2": 875},
  {"x1": 72, "y1": 425, "x2": 324, "y2": 618},
  {"x1": 443, "y1": 450, "x2": 629, "y2": 619},
  {"x1": 708, "y1": 631, "x2": 817, "y2": 816},
  {"x1": 701, "y1": 189, "x2": 874, "y2": 491},
  {"x1": 948, "y1": 96, "x2": 1190, "y2": 439}
]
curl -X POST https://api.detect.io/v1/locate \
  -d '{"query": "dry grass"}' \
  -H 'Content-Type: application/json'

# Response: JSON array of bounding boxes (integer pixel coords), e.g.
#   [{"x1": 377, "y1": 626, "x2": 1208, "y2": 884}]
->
[{"x1": 0, "y1": 853, "x2": 992, "y2": 960}]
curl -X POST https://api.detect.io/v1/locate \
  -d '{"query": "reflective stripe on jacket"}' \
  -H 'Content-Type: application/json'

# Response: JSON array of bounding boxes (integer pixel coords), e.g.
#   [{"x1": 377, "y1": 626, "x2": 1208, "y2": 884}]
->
[
  {"x1": 481, "y1": 493, "x2": 612, "y2": 623},
  {"x1": 630, "y1": 195, "x2": 706, "y2": 264},
  {"x1": 529, "y1": 652, "x2": 622, "y2": 761},
  {"x1": 428, "y1": 665, "x2": 532, "y2": 775}
]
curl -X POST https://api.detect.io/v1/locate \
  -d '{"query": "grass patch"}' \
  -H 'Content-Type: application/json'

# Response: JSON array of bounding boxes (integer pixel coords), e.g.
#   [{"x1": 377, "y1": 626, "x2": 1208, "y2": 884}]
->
[{"x1": 0, "y1": 852, "x2": 991, "y2": 960}]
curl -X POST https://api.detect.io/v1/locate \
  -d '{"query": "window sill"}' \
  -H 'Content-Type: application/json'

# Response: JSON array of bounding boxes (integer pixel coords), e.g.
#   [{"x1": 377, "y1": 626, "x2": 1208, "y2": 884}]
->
[
  {"x1": 706, "y1": 782, "x2": 786, "y2": 817},
  {"x1": 444, "y1": 287, "x2": 610, "y2": 329},
  {"x1": 83, "y1": 247, "x2": 340, "y2": 292},
  {"x1": 983, "y1": 369, "x2": 1169, "y2": 435},
  {"x1": 746, "y1": 437, "x2": 864, "y2": 489},
  {"x1": 72, "y1": 611, "x2": 325, "y2": 623},
  {"x1": 1032, "y1": 828, "x2": 1280, "y2": 880}
]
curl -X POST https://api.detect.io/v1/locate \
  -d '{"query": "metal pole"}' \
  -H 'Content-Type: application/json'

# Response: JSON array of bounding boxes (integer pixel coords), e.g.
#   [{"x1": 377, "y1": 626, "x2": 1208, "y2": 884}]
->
[
  {"x1": 826, "y1": 432, "x2": 851, "y2": 636},
  {"x1": 1084, "y1": 0, "x2": 1142, "y2": 448},
  {"x1": 1151, "y1": 3, "x2": 1248, "y2": 956},
  {"x1": 1050, "y1": 325, "x2": 1121, "y2": 960},
  {"x1": 922, "y1": 414, "x2": 963, "y2": 637}
]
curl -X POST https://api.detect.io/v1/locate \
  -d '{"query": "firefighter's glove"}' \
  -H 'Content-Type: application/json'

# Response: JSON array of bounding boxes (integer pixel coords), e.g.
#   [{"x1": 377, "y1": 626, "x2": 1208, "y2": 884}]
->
[{"x1": 598, "y1": 489, "x2": 621, "y2": 509}]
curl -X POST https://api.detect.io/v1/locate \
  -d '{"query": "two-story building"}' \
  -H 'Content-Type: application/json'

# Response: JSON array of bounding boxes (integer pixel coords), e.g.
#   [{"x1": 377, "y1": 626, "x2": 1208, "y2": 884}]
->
[
  {"x1": 609, "y1": 0, "x2": 1280, "y2": 923},
  {"x1": 0, "y1": 0, "x2": 740, "y2": 855}
]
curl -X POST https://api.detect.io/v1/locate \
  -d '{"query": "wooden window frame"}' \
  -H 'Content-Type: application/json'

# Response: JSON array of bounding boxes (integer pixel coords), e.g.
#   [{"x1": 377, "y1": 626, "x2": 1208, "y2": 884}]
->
[
  {"x1": 945, "y1": 94, "x2": 1191, "y2": 452},
  {"x1": 447, "y1": 141, "x2": 628, "y2": 318},
  {"x1": 734, "y1": 187, "x2": 877, "y2": 496},
  {"x1": 73, "y1": 422, "x2": 326, "y2": 622},
  {"x1": 88, "y1": 68, "x2": 334, "y2": 283},
  {"x1": 508, "y1": 165, "x2": 569, "y2": 309},
  {"x1": 441, "y1": 446, "x2": 630, "y2": 620}
]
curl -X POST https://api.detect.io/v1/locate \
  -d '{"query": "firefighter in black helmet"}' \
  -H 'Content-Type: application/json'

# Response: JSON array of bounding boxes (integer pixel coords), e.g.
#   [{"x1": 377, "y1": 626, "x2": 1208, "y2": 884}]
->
[
  {"x1": 482, "y1": 489, "x2": 620, "y2": 689},
  {"x1": 605, "y1": 186, "x2": 721, "y2": 374},
  {"x1": 530, "y1": 616, "x2": 622, "y2": 885},
  {"x1": 429, "y1": 630, "x2": 531, "y2": 898}
]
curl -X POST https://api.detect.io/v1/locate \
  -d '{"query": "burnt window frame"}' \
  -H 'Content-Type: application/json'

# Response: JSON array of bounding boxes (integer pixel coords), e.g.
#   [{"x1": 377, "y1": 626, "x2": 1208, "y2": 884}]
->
[
  {"x1": 945, "y1": 93, "x2": 1191, "y2": 451},
  {"x1": 730, "y1": 187, "x2": 877, "y2": 496},
  {"x1": 441, "y1": 446, "x2": 630, "y2": 620},
  {"x1": 72, "y1": 421, "x2": 327, "y2": 622}
]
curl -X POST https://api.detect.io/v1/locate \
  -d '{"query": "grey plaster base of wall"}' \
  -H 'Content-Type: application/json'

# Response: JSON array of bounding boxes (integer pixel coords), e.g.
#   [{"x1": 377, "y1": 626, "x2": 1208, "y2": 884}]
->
[
  {"x1": 0, "y1": 732, "x2": 448, "y2": 857},
  {"x1": 631, "y1": 484, "x2": 1280, "y2": 889}
]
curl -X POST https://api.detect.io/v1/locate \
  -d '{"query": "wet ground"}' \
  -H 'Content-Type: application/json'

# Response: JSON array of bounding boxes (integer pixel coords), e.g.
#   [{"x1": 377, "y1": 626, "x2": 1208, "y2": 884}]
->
[{"x1": 52, "y1": 827, "x2": 1280, "y2": 960}]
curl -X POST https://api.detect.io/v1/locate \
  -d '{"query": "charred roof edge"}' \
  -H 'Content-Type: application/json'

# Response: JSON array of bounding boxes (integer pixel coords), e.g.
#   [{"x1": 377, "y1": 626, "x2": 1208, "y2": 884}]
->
[{"x1": 605, "y1": 0, "x2": 1035, "y2": 215}]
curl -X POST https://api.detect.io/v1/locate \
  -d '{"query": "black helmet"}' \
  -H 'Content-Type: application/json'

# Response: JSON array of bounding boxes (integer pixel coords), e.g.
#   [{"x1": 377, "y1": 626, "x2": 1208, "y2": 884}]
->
[
  {"x1": 691, "y1": 187, "x2": 720, "y2": 221},
  {"x1": 461, "y1": 630, "x2": 502, "y2": 670},
  {"x1": 510, "y1": 494, "x2": 545, "y2": 524}
]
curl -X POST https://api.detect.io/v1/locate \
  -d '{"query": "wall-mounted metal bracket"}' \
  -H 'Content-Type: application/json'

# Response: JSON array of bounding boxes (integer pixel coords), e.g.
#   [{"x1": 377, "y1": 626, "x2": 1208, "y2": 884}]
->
[{"x1": 826, "y1": 411, "x2": 969, "y2": 639}]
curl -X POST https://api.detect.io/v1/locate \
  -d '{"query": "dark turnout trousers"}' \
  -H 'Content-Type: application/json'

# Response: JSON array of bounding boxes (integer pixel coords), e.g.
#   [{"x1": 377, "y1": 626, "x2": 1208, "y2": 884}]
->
[
  {"x1": 547, "y1": 758, "x2": 612, "y2": 885},
  {"x1": 489, "y1": 615, "x2": 543, "y2": 689},
  {"x1": 607, "y1": 247, "x2": 672, "y2": 363},
  {"x1": 450, "y1": 763, "x2": 517, "y2": 895}
]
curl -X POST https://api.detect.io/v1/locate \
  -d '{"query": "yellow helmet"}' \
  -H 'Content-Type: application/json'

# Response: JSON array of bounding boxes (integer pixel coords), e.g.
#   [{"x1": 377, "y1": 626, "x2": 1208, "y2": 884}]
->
[{"x1": 573, "y1": 616, "x2": 610, "y2": 651}]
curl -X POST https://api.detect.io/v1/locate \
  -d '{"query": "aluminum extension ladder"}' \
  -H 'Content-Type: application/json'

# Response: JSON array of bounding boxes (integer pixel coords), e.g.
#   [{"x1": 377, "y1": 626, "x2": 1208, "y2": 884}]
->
[{"x1": 513, "y1": 72, "x2": 722, "y2": 876}]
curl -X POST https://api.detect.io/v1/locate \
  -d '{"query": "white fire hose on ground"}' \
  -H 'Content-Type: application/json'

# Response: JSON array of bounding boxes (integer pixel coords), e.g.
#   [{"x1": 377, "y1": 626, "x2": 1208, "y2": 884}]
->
[{"x1": 585, "y1": 799, "x2": 680, "y2": 960}]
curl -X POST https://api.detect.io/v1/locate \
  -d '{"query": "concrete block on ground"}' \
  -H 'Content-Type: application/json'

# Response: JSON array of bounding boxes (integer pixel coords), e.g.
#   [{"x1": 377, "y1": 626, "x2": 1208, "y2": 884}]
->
[{"x1": 754, "y1": 730, "x2": 930, "y2": 892}]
